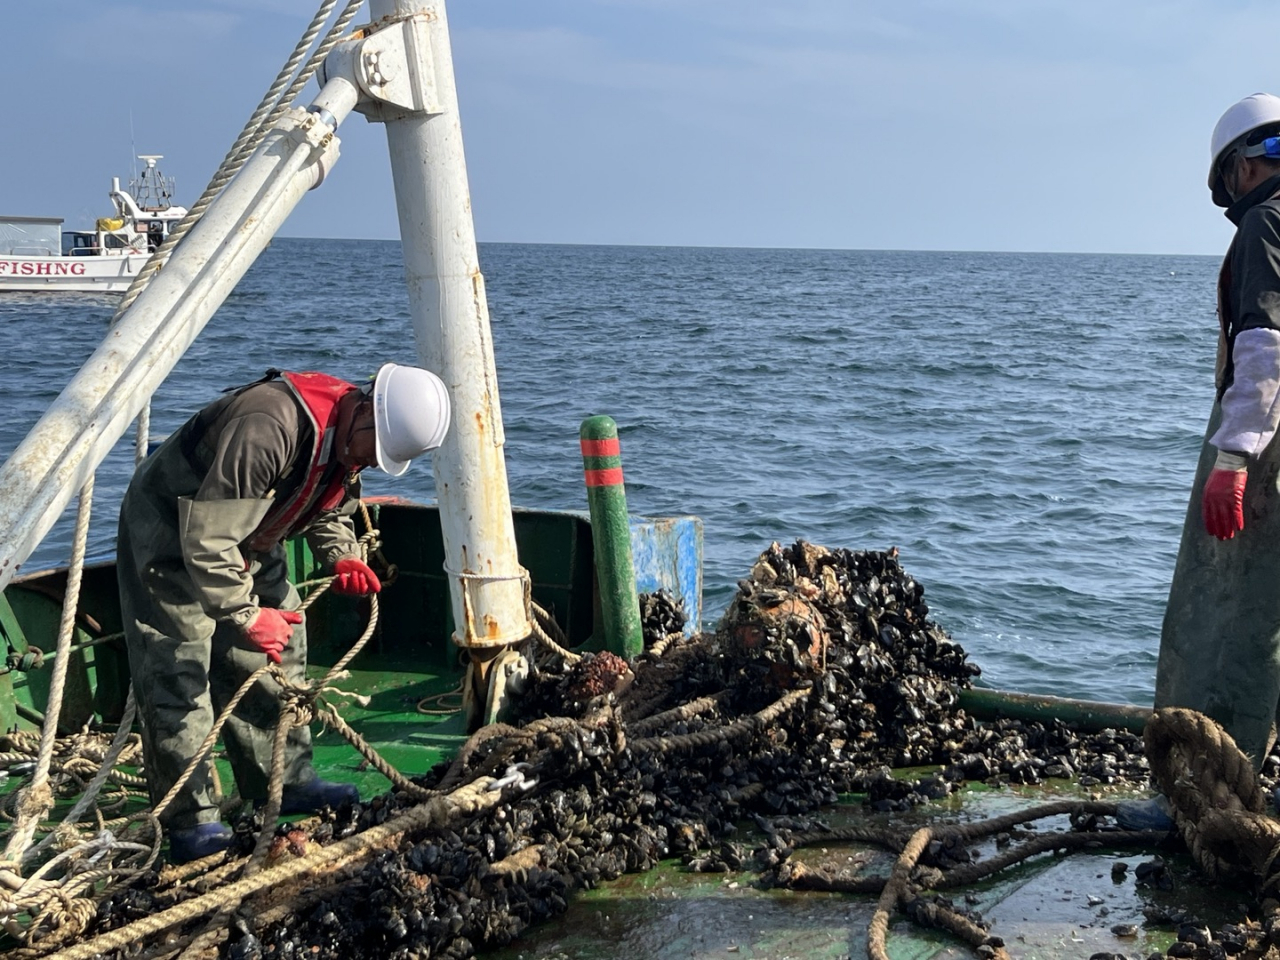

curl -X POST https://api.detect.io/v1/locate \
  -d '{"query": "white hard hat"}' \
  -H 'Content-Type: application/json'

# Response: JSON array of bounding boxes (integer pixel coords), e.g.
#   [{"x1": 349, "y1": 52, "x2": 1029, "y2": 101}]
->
[
  {"x1": 370, "y1": 363, "x2": 451, "y2": 477},
  {"x1": 1209, "y1": 93, "x2": 1280, "y2": 204}
]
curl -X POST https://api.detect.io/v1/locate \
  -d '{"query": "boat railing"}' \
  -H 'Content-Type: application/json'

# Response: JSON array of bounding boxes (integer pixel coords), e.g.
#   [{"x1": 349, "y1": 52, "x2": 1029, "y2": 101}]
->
[{"x1": 5, "y1": 244, "x2": 60, "y2": 257}]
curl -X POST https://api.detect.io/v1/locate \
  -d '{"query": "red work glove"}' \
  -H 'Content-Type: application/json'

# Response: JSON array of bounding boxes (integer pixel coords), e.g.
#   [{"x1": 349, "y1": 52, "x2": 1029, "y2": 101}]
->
[
  {"x1": 332, "y1": 557, "x2": 382, "y2": 596},
  {"x1": 241, "y1": 608, "x2": 304, "y2": 663},
  {"x1": 1202, "y1": 451, "x2": 1249, "y2": 540}
]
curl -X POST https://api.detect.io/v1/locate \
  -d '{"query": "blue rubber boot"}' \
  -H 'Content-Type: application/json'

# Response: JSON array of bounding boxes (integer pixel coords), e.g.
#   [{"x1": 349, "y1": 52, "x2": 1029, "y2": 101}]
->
[
  {"x1": 168, "y1": 823, "x2": 234, "y2": 864},
  {"x1": 280, "y1": 779, "x2": 360, "y2": 815},
  {"x1": 1114, "y1": 794, "x2": 1175, "y2": 831}
]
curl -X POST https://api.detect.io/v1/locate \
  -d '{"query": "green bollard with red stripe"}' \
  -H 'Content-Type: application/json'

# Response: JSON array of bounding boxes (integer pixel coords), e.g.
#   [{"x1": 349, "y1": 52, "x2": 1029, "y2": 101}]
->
[{"x1": 580, "y1": 416, "x2": 644, "y2": 658}]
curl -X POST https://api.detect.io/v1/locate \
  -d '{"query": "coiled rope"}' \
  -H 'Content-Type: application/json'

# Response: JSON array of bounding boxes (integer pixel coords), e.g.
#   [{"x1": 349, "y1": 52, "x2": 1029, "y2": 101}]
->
[
  {"x1": 1145, "y1": 706, "x2": 1280, "y2": 886},
  {"x1": 0, "y1": 478, "x2": 94, "y2": 871}
]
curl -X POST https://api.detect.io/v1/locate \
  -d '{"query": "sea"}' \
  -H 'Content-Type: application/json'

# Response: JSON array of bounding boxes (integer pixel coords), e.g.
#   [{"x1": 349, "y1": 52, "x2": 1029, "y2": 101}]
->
[{"x1": 0, "y1": 240, "x2": 1221, "y2": 709}]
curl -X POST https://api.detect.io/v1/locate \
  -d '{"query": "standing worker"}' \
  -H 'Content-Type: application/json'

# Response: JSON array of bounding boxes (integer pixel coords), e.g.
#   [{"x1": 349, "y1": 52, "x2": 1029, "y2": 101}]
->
[
  {"x1": 118, "y1": 364, "x2": 450, "y2": 862},
  {"x1": 1139, "y1": 93, "x2": 1280, "y2": 828}
]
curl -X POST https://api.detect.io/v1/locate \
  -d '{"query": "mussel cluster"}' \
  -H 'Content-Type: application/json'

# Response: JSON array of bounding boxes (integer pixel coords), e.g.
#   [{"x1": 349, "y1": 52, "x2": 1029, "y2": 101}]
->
[
  {"x1": 87, "y1": 540, "x2": 1172, "y2": 959},
  {"x1": 639, "y1": 588, "x2": 687, "y2": 647}
]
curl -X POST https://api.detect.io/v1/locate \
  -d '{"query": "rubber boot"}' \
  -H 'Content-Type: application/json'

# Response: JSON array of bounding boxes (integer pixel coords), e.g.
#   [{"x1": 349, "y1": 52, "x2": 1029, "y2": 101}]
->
[
  {"x1": 168, "y1": 823, "x2": 234, "y2": 863},
  {"x1": 1114, "y1": 794, "x2": 1175, "y2": 831},
  {"x1": 279, "y1": 778, "x2": 360, "y2": 815}
]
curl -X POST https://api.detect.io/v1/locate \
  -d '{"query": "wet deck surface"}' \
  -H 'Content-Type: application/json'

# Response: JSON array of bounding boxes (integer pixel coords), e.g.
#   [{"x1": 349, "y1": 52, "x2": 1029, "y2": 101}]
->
[
  {"x1": 1, "y1": 656, "x2": 1253, "y2": 959},
  {"x1": 305, "y1": 659, "x2": 465, "y2": 795},
  {"x1": 486, "y1": 787, "x2": 1246, "y2": 960}
]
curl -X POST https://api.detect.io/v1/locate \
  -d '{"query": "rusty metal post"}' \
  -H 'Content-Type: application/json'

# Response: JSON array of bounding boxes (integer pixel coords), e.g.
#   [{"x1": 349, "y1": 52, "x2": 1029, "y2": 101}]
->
[{"x1": 364, "y1": 0, "x2": 530, "y2": 653}]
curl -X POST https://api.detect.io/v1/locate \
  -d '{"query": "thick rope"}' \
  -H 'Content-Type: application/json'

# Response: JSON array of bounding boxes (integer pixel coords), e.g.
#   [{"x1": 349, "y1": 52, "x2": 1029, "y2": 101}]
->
[
  {"x1": 928, "y1": 828, "x2": 1165, "y2": 889},
  {"x1": 315, "y1": 705, "x2": 435, "y2": 799},
  {"x1": 630, "y1": 688, "x2": 808, "y2": 755},
  {"x1": 111, "y1": 0, "x2": 363, "y2": 320},
  {"x1": 530, "y1": 602, "x2": 580, "y2": 663},
  {"x1": 646, "y1": 630, "x2": 685, "y2": 660},
  {"x1": 1145, "y1": 706, "x2": 1277, "y2": 882},
  {"x1": 905, "y1": 896, "x2": 1009, "y2": 959},
  {"x1": 2, "y1": 478, "x2": 94, "y2": 869},
  {"x1": 39, "y1": 777, "x2": 503, "y2": 960},
  {"x1": 23, "y1": 690, "x2": 138, "y2": 866},
  {"x1": 629, "y1": 692, "x2": 728, "y2": 737},
  {"x1": 868, "y1": 826, "x2": 931, "y2": 960}
]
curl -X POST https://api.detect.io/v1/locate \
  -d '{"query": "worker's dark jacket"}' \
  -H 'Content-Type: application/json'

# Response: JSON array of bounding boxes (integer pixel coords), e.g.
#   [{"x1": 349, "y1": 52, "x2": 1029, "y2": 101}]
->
[
  {"x1": 129, "y1": 372, "x2": 364, "y2": 628},
  {"x1": 1215, "y1": 174, "x2": 1280, "y2": 399}
]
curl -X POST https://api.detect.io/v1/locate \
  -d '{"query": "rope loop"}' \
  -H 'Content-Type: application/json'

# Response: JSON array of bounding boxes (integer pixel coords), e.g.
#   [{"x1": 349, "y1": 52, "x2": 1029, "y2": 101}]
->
[{"x1": 1146, "y1": 707, "x2": 1280, "y2": 884}]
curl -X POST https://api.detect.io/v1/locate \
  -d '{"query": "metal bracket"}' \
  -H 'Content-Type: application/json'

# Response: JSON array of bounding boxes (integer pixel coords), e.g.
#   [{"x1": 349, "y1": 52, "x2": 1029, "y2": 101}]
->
[{"x1": 323, "y1": 15, "x2": 443, "y2": 123}]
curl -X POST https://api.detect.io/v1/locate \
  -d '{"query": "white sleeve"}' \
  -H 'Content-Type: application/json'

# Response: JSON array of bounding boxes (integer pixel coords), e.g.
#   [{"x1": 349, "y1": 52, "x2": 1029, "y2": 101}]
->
[{"x1": 1211, "y1": 326, "x2": 1280, "y2": 457}]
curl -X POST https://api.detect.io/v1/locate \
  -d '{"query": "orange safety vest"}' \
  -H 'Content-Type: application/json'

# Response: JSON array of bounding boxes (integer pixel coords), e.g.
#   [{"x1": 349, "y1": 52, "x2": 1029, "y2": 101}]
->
[{"x1": 247, "y1": 371, "x2": 361, "y2": 553}]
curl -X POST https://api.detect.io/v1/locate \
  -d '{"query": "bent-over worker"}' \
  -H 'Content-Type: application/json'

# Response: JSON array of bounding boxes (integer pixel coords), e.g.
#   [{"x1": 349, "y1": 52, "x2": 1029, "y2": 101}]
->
[{"x1": 117, "y1": 363, "x2": 450, "y2": 862}]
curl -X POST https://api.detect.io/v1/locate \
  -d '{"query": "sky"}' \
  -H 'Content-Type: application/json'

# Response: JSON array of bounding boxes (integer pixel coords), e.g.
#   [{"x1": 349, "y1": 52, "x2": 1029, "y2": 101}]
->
[{"x1": 2, "y1": 1, "x2": 1278, "y2": 255}]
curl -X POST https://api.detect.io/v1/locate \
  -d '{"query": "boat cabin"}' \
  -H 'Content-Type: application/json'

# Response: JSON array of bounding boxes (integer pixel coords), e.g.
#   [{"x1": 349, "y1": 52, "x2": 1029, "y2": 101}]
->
[{"x1": 0, "y1": 216, "x2": 62, "y2": 257}]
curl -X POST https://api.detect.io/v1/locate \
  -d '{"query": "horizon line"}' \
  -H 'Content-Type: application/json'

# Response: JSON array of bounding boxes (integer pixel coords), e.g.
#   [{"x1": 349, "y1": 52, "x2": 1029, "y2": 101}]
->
[{"x1": 273, "y1": 235, "x2": 1224, "y2": 259}]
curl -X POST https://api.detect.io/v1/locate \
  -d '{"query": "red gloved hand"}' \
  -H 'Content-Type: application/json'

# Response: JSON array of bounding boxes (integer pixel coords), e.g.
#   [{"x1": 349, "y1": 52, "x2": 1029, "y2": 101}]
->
[
  {"x1": 332, "y1": 557, "x2": 382, "y2": 596},
  {"x1": 241, "y1": 608, "x2": 304, "y2": 663},
  {"x1": 1202, "y1": 462, "x2": 1248, "y2": 540}
]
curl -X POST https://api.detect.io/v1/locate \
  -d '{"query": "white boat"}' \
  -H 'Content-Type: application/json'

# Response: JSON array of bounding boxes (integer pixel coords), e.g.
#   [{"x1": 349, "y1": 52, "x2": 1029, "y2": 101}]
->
[{"x1": 0, "y1": 156, "x2": 188, "y2": 293}]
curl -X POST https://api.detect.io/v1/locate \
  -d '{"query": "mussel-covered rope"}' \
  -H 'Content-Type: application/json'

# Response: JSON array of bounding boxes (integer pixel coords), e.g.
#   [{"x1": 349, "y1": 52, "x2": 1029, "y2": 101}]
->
[
  {"x1": 628, "y1": 691, "x2": 728, "y2": 737},
  {"x1": 629, "y1": 687, "x2": 808, "y2": 755},
  {"x1": 36, "y1": 777, "x2": 505, "y2": 960}
]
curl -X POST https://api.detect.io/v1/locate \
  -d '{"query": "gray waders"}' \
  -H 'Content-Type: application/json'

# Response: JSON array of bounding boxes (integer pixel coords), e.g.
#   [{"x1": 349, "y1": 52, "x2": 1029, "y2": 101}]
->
[
  {"x1": 117, "y1": 445, "x2": 315, "y2": 828},
  {"x1": 1156, "y1": 400, "x2": 1280, "y2": 770}
]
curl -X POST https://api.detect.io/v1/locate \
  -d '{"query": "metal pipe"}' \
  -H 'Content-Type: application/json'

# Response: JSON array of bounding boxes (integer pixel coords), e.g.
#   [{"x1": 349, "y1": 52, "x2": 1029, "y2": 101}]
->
[
  {"x1": 368, "y1": 0, "x2": 530, "y2": 650},
  {"x1": 580, "y1": 416, "x2": 643, "y2": 657},
  {"x1": 958, "y1": 686, "x2": 1152, "y2": 735},
  {"x1": 0, "y1": 81, "x2": 359, "y2": 592}
]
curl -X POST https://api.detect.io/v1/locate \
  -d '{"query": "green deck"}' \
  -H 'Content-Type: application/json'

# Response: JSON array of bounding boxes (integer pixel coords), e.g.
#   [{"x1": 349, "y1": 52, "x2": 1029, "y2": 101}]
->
[
  {"x1": 0, "y1": 503, "x2": 1250, "y2": 958},
  {"x1": 486, "y1": 787, "x2": 1235, "y2": 960},
  {"x1": 303, "y1": 658, "x2": 467, "y2": 794}
]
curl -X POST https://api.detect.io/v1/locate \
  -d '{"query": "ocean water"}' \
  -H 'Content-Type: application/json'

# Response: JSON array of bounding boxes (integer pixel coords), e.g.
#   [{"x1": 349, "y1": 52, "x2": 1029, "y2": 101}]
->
[{"x1": 0, "y1": 240, "x2": 1220, "y2": 707}]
